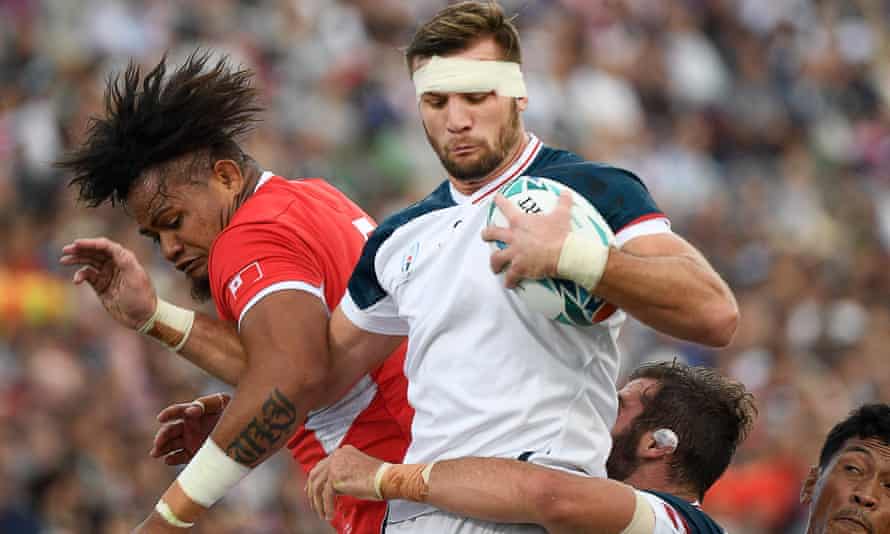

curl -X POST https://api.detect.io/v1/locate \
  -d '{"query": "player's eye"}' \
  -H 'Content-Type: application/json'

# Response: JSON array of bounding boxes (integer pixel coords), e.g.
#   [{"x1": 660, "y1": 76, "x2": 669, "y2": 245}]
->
[
  {"x1": 165, "y1": 215, "x2": 182, "y2": 229},
  {"x1": 465, "y1": 92, "x2": 491, "y2": 104},
  {"x1": 425, "y1": 97, "x2": 446, "y2": 108},
  {"x1": 844, "y1": 464, "x2": 863, "y2": 475}
]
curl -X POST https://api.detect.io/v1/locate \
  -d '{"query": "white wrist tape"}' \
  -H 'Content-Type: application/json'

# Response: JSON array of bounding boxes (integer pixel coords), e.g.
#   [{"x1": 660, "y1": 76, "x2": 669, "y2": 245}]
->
[
  {"x1": 421, "y1": 461, "x2": 435, "y2": 485},
  {"x1": 620, "y1": 491, "x2": 656, "y2": 534},
  {"x1": 373, "y1": 462, "x2": 393, "y2": 500},
  {"x1": 413, "y1": 56, "x2": 527, "y2": 101},
  {"x1": 155, "y1": 499, "x2": 194, "y2": 529},
  {"x1": 137, "y1": 299, "x2": 195, "y2": 352},
  {"x1": 556, "y1": 232, "x2": 610, "y2": 291},
  {"x1": 176, "y1": 438, "x2": 251, "y2": 508}
]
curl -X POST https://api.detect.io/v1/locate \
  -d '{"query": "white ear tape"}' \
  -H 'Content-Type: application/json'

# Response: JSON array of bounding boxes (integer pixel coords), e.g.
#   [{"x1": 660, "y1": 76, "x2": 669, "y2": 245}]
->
[{"x1": 653, "y1": 428, "x2": 678, "y2": 451}]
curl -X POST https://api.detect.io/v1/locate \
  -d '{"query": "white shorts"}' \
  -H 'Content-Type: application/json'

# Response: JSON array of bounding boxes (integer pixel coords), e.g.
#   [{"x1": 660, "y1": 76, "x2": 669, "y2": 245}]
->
[{"x1": 385, "y1": 510, "x2": 546, "y2": 534}]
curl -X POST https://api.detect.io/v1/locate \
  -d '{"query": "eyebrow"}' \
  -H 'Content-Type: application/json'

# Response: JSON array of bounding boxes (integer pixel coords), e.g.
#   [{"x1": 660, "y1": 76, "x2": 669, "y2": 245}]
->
[
  {"x1": 137, "y1": 205, "x2": 173, "y2": 238},
  {"x1": 839, "y1": 446, "x2": 875, "y2": 461}
]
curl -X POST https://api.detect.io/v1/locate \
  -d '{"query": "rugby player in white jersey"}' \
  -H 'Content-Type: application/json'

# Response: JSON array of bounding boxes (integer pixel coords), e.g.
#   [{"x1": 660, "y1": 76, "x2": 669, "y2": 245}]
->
[
  {"x1": 323, "y1": 2, "x2": 736, "y2": 532},
  {"x1": 306, "y1": 361, "x2": 756, "y2": 534},
  {"x1": 122, "y1": 2, "x2": 739, "y2": 532}
]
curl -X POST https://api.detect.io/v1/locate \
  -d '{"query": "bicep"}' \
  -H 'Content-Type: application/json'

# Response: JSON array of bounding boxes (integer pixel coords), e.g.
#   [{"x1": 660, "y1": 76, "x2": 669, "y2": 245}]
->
[
  {"x1": 323, "y1": 306, "x2": 404, "y2": 405},
  {"x1": 621, "y1": 232, "x2": 711, "y2": 268},
  {"x1": 239, "y1": 289, "x2": 331, "y2": 387}
]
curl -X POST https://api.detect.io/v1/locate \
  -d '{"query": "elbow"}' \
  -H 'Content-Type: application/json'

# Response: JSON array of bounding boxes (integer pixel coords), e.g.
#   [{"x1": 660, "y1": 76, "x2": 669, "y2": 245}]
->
[
  {"x1": 528, "y1": 471, "x2": 583, "y2": 529},
  {"x1": 257, "y1": 357, "x2": 329, "y2": 407},
  {"x1": 699, "y1": 299, "x2": 739, "y2": 348}
]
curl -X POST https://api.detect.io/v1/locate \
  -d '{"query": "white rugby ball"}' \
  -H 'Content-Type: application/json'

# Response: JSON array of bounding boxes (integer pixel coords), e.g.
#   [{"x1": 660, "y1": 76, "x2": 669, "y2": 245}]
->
[{"x1": 486, "y1": 176, "x2": 616, "y2": 326}]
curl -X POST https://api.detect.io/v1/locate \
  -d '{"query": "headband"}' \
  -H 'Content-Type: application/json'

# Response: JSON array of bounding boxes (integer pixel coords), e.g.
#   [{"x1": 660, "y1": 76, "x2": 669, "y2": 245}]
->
[{"x1": 413, "y1": 55, "x2": 527, "y2": 101}]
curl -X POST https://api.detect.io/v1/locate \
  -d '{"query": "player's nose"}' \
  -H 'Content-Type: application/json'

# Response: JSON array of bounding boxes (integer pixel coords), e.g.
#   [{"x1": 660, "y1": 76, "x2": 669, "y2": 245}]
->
[
  {"x1": 445, "y1": 99, "x2": 472, "y2": 132},
  {"x1": 159, "y1": 232, "x2": 184, "y2": 263}
]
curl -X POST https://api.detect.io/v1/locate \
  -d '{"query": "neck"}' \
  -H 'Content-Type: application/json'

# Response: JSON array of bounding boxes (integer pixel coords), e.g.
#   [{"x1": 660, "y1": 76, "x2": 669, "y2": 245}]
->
[
  {"x1": 222, "y1": 162, "x2": 261, "y2": 229},
  {"x1": 449, "y1": 129, "x2": 529, "y2": 196},
  {"x1": 623, "y1": 465, "x2": 699, "y2": 504}
]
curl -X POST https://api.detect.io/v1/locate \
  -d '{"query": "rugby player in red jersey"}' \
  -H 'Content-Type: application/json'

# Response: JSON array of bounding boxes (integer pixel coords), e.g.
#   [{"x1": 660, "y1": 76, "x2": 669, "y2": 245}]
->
[{"x1": 58, "y1": 52, "x2": 411, "y2": 533}]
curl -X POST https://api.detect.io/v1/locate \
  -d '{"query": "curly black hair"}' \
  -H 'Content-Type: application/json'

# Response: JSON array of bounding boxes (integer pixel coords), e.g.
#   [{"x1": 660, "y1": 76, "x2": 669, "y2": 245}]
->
[
  {"x1": 819, "y1": 404, "x2": 890, "y2": 469},
  {"x1": 58, "y1": 50, "x2": 262, "y2": 207}
]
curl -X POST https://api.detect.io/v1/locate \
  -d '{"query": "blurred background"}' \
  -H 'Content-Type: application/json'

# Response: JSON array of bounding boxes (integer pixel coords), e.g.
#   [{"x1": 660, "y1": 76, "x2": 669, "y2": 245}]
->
[{"x1": 1, "y1": 0, "x2": 889, "y2": 532}]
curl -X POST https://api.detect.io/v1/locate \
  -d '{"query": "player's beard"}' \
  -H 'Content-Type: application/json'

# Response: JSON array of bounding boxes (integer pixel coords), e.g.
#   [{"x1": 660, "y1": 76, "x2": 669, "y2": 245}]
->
[
  {"x1": 606, "y1": 422, "x2": 647, "y2": 481},
  {"x1": 190, "y1": 275, "x2": 213, "y2": 302},
  {"x1": 426, "y1": 100, "x2": 522, "y2": 182}
]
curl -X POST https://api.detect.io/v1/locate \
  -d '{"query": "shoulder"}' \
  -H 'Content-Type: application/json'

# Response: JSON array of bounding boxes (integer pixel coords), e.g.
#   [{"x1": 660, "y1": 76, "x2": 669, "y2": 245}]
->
[
  {"x1": 526, "y1": 146, "x2": 664, "y2": 234},
  {"x1": 641, "y1": 490, "x2": 726, "y2": 534},
  {"x1": 231, "y1": 176, "x2": 339, "y2": 226},
  {"x1": 365, "y1": 180, "x2": 456, "y2": 257},
  {"x1": 528, "y1": 146, "x2": 650, "y2": 193}
]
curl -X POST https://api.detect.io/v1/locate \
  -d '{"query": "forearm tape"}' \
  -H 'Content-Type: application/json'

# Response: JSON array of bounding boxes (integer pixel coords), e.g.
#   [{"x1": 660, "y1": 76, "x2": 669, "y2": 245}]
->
[
  {"x1": 176, "y1": 438, "x2": 251, "y2": 508},
  {"x1": 137, "y1": 299, "x2": 195, "y2": 352},
  {"x1": 620, "y1": 491, "x2": 656, "y2": 534},
  {"x1": 556, "y1": 233, "x2": 610, "y2": 291},
  {"x1": 374, "y1": 462, "x2": 436, "y2": 502}
]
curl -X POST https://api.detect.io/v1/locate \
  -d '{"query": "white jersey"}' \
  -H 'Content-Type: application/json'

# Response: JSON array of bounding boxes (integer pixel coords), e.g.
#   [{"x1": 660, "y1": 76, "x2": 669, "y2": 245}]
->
[
  {"x1": 341, "y1": 135, "x2": 670, "y2": 523},
  {"x1": 640, "y1": 490, "x2": 727, "y2": 533}
]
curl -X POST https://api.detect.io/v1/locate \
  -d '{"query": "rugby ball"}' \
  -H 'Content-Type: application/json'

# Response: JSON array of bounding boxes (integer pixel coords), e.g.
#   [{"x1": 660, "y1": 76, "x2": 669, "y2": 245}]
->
[{"x1": 486, "y1": 176, "x2": 616, "y2": 326}]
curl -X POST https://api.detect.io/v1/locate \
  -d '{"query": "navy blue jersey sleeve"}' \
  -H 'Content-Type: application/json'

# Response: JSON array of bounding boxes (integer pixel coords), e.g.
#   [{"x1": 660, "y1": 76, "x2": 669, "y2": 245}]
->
[
  {"x1": 347, "y1": 222, "x2": 390, "y2": 310},
  {"x1": 347, "y1": 180, "x2": 455, "y2": 310},
  {"x1": 529, "y1": 161, "x2": 665, "y2": 234}
]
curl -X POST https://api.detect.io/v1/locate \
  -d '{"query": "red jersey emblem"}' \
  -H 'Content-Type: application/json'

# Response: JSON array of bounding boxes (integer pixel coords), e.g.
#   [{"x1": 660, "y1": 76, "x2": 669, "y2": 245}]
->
[{"x1": 228, "y1": 261, "x2": 264, "y2": 298}]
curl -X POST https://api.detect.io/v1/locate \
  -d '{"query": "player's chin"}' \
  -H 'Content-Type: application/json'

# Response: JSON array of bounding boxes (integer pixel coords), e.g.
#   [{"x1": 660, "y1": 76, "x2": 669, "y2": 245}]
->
[
  {"x1": 189, "y1": 275, "x2": 213, "y2": 303},
  {"x1": 446, "y1": 156, "x2": 498, "y2": 181}
]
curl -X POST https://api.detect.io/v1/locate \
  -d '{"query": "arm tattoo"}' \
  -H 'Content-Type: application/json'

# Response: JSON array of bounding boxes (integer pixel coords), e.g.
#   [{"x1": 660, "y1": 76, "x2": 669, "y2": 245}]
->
[{"x1": 226, "y1": 388, "x2": 297, "y2": 464}]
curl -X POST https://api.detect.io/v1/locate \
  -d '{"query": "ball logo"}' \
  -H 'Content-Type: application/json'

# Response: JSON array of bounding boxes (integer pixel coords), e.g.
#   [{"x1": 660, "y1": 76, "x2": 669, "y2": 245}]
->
[
  {"x1": 516, "y1": 196, "x2": 543, "y2": 214},
  {"x1": 487, "y1": 175, "x2": 617, "y2": 326}
]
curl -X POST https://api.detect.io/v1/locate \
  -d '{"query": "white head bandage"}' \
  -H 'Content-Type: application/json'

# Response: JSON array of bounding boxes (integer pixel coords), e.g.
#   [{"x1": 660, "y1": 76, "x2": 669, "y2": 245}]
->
[
  {"x1": 413, "y1": 56, "x2": 527, "y2": 101},
  {"x1": 653, "y1": 428, "x2": 679, "y2": 452}
]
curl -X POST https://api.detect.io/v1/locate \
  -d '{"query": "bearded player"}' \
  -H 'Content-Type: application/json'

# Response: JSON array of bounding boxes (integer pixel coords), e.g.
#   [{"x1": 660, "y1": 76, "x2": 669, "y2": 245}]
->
[
  {"x1": 309, "y1": 361, "x2": 756, "y2": 534},
  {"x1": 58, "y1": 52, "x2": 412, "y2": 533},
  {"x1": 124, "y1": 2, "x2": 740, "y2": 532}
]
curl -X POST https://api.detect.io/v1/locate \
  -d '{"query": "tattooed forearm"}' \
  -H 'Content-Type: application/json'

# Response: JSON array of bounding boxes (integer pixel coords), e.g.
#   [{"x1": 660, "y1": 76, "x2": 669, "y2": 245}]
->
[{"x1": 226, "y1": 388, "x2": 298, "y2": 464}]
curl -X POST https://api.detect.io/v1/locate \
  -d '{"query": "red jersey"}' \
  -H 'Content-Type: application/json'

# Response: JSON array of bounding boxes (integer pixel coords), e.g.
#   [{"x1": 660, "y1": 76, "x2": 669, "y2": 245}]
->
[{"x1": 208, "y1": 173, "x2": 413, "y2": 534}]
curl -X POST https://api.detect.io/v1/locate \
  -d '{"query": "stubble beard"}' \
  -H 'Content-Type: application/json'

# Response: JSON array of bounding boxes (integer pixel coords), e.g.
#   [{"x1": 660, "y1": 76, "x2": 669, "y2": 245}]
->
[
  {"x1": 427, "y1": 102, "x2": 522, "y2": 182},
  {"x1": 606, "y1": 423, "x2": 646, "y2": 482},
  {"x1": 190, "y1": 275, "x2": 213, "y2": 302}
]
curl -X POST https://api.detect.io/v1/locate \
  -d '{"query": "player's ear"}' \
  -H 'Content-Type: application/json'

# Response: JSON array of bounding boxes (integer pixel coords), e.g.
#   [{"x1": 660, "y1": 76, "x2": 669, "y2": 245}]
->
[
  {"x1": 516, "y1": 96, "x2": 528, "y2": 112},
  {"x1": 639, "y1": 429, "x2": 678, "y2": 460},
  {"x1": 800, "y1": 466, "x2": 820, "y2": 504},
  {"x1": 212, "y1": 159, "x2": 246, "y2": 194}
]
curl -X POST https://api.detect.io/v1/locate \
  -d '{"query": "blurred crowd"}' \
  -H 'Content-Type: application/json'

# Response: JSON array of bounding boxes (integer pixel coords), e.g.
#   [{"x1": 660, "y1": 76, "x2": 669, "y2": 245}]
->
[{"x1": 1, "y1": 0, "x2": 889, "y2": 532}]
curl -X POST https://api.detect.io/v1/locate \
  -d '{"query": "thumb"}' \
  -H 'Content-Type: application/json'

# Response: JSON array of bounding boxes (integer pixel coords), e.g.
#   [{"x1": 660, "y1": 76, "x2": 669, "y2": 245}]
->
[{"x1": 557, "y1": 190, "x2": 574, "y2": 211}]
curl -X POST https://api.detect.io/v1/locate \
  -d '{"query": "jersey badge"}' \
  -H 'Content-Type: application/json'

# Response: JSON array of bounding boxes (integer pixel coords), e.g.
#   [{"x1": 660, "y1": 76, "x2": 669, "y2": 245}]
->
[
  {"x1": 401, "y1": 242, "x2": 421, "y2": 274},
  {"x1": 229, "y1": 261, "x2": 264, "y2": 298}
]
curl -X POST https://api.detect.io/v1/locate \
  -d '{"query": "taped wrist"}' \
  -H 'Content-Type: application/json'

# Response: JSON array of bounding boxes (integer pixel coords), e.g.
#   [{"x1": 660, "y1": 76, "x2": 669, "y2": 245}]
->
[
  {"x1": 176, "y1": 438, "x2": 251, "y2": 509},
  {"x1": 155, "y1": 499, "x2": 194, "y2": 529},
  {"x1": 374, "y1": 462, "x2": 435, "y2": 502},
  {"x1": 556, "y1": 232, "x2": 610, "y2": 291},
  {"x1": 138, "y1": 299, "x2": 195, "y2": 352}
]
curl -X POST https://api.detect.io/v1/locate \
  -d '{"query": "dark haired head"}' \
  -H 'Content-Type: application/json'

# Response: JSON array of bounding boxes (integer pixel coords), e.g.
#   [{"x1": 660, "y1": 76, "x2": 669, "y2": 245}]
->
[
  {"x1": 818, "y1": 404, "x2": 890, "y2": 469},
  {"x1": 58, "y1": 51, "x2": 262, "y2": 207},
  {"x1": 405, "y1": 1, "x2": 521, "y2": 71},
  {"x1": 608, "y1": 361, "x2": 757, "y2": 500}
]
